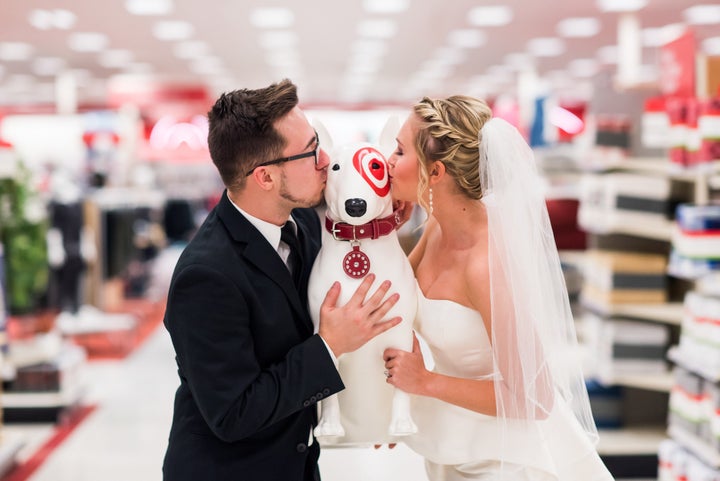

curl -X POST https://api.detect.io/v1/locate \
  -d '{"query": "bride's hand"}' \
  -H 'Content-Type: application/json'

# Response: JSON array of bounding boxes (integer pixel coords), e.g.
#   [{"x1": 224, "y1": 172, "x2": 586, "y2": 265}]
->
[
  {"x1": 383, "y1": 333, "x2": 429, "y2": 395},
  {"x1": 373, "y1": 444, "x2": 397, "y2": 449},
  {"x1": 392, "y1": 200, "x2": 414, "y2": 228}
]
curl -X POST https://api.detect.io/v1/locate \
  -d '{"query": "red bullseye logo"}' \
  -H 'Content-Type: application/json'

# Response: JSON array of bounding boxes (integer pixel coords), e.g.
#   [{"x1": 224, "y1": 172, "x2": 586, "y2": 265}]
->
[{"x1": 352, "y1": 147, "x2": 390, "y2": 197}]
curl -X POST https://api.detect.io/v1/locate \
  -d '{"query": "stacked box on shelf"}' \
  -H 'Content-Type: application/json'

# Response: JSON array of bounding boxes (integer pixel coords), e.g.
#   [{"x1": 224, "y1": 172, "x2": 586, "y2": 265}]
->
[
  {"x1": 675, "y1": 291, "x2": 720, "y2": 374},
  {"x1": 669, "y1": 366, "x2": 706, "y2": 439},
  {"x1": 659, "y1": 438, "x2": 720, "y2": 481},
  {"x1": 583, "y1": 311, "x2": 671, "y2": 382},
  {"x1": 581, "y1": 250, "x2": 668, "y2": 308},
  {"x1": 670, "y1": 204, "x2": 720, "y2": 279},
  {"x1": 578, "y1": 172, "x2": 677, "y2": 235}
]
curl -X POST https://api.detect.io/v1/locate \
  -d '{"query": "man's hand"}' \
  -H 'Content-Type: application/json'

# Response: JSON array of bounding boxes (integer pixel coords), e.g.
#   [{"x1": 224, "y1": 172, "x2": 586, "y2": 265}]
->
[{"x1": 318, "y1": 274, "x2": 401, "y2": 357}]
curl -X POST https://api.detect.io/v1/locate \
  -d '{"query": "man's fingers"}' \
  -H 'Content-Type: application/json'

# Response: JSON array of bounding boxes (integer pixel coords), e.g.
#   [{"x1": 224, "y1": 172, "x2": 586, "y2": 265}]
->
[
  {"x1": 372, "y1": 316, "x2": 402, "y2": 338},
  {"x1": 369, "y1": 292, "x2": 400, "y2": 322},
  {"x1": 321, "y1": 282, "x2": 341, "y2": 310},
  {"x1": 347, "y1": 273, "x2": 376, "y2": 306},
  {"x1": 364, "y1": 280, "x2": 393, "y2": 310}
]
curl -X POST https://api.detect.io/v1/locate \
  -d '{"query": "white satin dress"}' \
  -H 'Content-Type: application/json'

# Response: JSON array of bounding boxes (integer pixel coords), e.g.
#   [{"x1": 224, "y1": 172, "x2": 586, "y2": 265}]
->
[{"x1": 405, "y1": 293, "x2": 615, "y2": 481}]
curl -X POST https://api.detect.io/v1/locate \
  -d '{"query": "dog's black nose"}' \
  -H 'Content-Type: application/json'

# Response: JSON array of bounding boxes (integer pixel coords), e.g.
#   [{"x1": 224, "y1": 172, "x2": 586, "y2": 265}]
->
[{"x1": 345, "y1": 198, "x2": 367, "y2": 217}]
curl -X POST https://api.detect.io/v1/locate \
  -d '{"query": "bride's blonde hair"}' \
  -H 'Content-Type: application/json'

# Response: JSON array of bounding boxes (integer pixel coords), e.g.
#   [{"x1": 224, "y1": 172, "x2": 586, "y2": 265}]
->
[{"x1": 412, "y1": 96, "x2": 493, "y2": 213}]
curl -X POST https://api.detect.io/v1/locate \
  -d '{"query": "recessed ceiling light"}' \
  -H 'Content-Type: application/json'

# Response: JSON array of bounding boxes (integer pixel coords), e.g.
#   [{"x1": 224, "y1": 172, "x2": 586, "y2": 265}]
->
[
  {"x1": 467, "y1": 6, "x2": 513, "y2": 27},
  {"x1": 52, "y1": 10, "x2": 77, "y2": 29},
  {"x1": 0, "y1": 42, "x2": 34, "y2": 61},
  {"x1": 430, "y1": 48, "x2": 466, "y2": 66},
  {"x1": 504, "y1": 53, "x2": 535, "y2": 70},
  {"x1": 642, "y1": 24, "x2": 686, "y2": 48},
  {"x1": 527, "y1": 37, "x2": 566, "y2": 57},
  {"x1": 596, "y1": 0, "x2": 648, "y2": 12},
  {"x1": 683, "y1": 5, "x2": 720, "y2": 25},
  {"x1": 125, "y1": 0, "x2": 173, "y2": 16},
  {"x1": 250, "y1": 8, "x2": 294, "y2": 29},
  {"x1": 68, "y1": 32, "x2": 109, "y2": 52},
  {"x1": 153, "y1": 21, "x2": 194, "y2": 41},
  {"x1": 447, "y1": 29, "x2": 486, "y2": 49},
  {"x1": 28, "y1": 9, "x2": 53, "y2": 30},
  {"x1": 357, "y1": 19, "x2": 397, "y2": 39},
  {"x1": 557, "y1": 17, "x2": 600, "y2": 38},
  {"x1": 363, "y1": 0, "x2": 409, "y2": 14}
]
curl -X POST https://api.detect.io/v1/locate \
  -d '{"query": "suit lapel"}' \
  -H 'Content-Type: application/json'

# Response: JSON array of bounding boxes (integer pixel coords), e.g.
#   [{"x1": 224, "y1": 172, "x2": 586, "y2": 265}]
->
[{"x1": 217, "y1": 193, "x2": 313, "y2": 336}]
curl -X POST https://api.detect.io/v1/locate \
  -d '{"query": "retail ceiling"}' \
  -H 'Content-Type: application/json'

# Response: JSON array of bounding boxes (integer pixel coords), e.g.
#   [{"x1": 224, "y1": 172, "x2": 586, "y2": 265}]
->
[{"x1": 0, "y1": 0, "x2": 719, "y2": 107}]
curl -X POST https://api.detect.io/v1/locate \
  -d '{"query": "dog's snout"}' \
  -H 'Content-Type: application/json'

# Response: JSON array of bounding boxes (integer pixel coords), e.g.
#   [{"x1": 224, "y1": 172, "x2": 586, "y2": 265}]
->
[{"x1": 345, "y1": 199, "x2": 367, "y2": 217}]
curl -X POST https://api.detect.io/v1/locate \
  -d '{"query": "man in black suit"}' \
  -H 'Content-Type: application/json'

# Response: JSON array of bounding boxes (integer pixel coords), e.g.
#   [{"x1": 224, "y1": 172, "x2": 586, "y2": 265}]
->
[{"x1": 162, "y1": 79, "x2": 402, "y2": 480}]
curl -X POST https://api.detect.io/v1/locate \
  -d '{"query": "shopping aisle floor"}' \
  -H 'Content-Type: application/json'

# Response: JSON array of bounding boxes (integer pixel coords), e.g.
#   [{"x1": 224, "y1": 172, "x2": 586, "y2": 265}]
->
[{"x1": 2, "y1": 324, "x2": 429, "y2": 481}]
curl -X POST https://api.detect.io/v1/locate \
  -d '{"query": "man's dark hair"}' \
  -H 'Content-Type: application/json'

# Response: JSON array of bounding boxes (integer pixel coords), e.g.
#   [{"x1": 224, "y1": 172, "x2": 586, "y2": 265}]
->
[{"x1": 207, "y1": 79, "x2": 299, "y2": 190}]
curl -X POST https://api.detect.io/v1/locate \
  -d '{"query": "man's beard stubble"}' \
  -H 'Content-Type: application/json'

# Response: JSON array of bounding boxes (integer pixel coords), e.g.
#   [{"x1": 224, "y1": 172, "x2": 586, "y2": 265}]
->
[{"x1": 278, "y1": 170, "x2": 324, "y2": 209}]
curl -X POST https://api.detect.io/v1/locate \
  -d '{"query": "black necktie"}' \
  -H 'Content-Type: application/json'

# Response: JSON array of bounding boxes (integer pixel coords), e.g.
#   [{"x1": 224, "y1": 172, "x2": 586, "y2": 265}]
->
[{"x1": 281, "y1": 222, "x2": 303, "y2": 287}]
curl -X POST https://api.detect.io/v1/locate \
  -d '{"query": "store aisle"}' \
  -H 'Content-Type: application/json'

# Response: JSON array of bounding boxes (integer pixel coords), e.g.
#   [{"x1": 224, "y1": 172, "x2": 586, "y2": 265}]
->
[{"x1": 2, "y1": 323, "x2": 428, "y2": 481}]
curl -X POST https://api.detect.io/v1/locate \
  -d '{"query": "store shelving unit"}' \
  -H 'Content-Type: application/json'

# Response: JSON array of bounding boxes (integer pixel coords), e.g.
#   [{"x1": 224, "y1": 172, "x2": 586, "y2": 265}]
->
[{"x1": 575, "y1": 156, "x2": 720, "y2": 476}]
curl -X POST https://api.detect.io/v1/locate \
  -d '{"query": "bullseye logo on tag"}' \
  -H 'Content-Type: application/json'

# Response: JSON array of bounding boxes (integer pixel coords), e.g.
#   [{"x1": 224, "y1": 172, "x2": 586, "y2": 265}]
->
[{"x1": 352, "y1": 147, "x2": 390, "y2": 197}]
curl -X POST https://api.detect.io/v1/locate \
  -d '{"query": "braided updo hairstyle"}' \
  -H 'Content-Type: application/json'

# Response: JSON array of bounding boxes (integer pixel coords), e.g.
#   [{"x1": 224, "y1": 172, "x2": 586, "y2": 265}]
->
[{"x1": 412, "y1": 96, "x2": 493, "y2": 213}]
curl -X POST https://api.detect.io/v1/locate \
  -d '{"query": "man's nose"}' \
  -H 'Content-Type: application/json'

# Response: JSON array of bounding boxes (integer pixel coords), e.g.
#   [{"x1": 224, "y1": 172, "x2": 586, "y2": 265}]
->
[{"x1": 316, "y1": 148, "x2": 330, "y2": 169}]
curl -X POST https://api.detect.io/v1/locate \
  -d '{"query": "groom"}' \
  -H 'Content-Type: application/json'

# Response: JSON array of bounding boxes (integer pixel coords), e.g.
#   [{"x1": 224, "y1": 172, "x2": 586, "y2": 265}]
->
[{"x1": 162, "y1": 79, "x2": 403, "y2": 480}]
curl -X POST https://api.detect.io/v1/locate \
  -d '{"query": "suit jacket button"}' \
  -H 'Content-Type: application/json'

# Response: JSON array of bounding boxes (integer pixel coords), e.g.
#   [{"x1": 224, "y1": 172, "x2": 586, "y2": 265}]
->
[
  {"x1": 316, "y1": 392, "x2": 323, "y2": 400},
  {"x1": 303, "y1": 400, "x2": 310, "y2": 407},
  {"x1": 323, "y1": 388, "x2": 330, "y2": 395},
  {"x1": 310, "y1": 395, "x2": 317, "y2": 403},
  {"x1": 297, "y1": 443, "x2": 307, "y2": 453}
]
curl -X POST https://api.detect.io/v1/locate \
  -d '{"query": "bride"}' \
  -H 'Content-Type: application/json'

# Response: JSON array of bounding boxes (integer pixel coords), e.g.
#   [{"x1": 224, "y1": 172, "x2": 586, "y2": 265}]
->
[{"x1": 383, "y1": 95, "x2": 614, "y2": 481}]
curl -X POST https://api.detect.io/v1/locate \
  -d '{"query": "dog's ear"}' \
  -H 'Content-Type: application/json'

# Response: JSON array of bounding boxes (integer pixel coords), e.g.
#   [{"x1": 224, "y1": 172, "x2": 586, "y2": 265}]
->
[
  {"x1": 311, "y1": 117, "x2": 334, "y2": 151},
  {"x1": 378, "y1": 115, "x2": 401, "y2": 159}
]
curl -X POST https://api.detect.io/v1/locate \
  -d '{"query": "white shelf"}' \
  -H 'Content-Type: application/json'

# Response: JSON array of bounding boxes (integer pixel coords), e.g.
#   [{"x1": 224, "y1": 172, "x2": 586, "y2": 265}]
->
[
  {"x1": 583, "y1": 301, "x2": 684, "y2": 326},
  {"x1": 599, "y1": 372, "x2": 674, "y2": 393},
  {"x1": 597, "y1": 426, "x2": 667, "y2": 456},
  {"x1": 581, "y1": 157, "x2": 720, "y2": 181},
  {"x1": 2, "y1": 381, "x2": 85, "y2": 409},
  {"x1": 669, "y1": 425, "x2": 720, "y2": 468}
]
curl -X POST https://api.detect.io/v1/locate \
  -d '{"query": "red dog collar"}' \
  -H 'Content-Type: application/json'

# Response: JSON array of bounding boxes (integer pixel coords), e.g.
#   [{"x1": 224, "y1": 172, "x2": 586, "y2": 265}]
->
[{"x1": 325, "y1": 209, "x2": 402, "y2": 241}]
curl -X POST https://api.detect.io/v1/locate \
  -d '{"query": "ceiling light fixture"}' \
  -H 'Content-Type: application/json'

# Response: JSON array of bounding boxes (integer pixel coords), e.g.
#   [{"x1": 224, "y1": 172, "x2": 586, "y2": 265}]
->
[
  {"x1": 363, "y1": 0, "x2": 410, "y2": 14},
  {"x1": 683, "y1": 5, "x2": 720, "y2": 25},
  {"x1": 125, "y1": 0, "x2": 173, "y2": 16},
  {"x1": 467, "y1": 6, "x2": 513, "y2": 27},
  {"x1": 100, "y1": 49, "x2": 134, "y2": 69},
  {"x1": 556, "y1": 17, "x2": 600, "y2": 38},
  {"x1": 250, "y1": 8, "x2": 295, "y2": 29},
  {"x1": 259, "y1": 31, "x2": 298, "y2": 49},
  {"x1": 0, "y1": 42, "x2": 34, "y2": 61},
  {"x1": 173, "y1": 41, "x2": 209, "y2": 59},
  {"x1": 596, "y1": 0, "x2": 648, "y2": 12}
]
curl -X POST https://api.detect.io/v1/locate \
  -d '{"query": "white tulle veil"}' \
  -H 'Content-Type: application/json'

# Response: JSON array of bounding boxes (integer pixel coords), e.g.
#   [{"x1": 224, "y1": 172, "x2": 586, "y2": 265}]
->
[{"x1": 479, "y1": 117, "x2": 598, "y2": 446}]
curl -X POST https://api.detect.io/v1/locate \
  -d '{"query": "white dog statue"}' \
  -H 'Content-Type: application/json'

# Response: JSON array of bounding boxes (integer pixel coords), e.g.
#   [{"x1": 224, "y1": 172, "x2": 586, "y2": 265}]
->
[{"x1": 308, "y1": 140, "x2": 419, "y2": 445}]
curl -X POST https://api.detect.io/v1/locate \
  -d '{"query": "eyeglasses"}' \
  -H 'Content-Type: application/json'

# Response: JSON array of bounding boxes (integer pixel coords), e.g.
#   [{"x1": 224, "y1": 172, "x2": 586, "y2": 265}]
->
[{"x1": 247, "y1": 130, "x2": 320, "y2": 176}]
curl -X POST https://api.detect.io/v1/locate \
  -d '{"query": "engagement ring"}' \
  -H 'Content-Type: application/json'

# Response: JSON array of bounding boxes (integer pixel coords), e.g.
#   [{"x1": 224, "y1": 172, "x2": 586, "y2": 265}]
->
[{"x1": 384, "y1": 370, "x2": 391, "y2": 378}]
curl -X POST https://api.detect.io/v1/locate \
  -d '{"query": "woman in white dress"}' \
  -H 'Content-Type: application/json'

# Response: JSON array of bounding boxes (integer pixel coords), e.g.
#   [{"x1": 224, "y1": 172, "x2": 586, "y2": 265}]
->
[{"x1": 383, "y1": 95, "x2": 614, "y2": 481}]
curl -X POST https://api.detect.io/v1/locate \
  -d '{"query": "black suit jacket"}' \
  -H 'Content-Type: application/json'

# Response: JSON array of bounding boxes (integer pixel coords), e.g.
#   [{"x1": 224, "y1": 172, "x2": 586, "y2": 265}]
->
[{"x1": 163, "y1": 192, "x2": 344, "y2": 481}]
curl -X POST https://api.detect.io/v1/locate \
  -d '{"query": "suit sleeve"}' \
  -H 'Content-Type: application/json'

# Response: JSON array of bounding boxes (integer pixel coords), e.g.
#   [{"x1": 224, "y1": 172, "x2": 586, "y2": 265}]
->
[{"x1": 165, "y1": 262, "x2": 344, "y2": 443}]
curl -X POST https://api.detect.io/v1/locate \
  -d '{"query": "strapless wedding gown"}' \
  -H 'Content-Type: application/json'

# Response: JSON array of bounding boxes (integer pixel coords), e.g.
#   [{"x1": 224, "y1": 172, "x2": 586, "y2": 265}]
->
[{"x1": 405, "y1": 293, "x2": 614, "y2": 480}]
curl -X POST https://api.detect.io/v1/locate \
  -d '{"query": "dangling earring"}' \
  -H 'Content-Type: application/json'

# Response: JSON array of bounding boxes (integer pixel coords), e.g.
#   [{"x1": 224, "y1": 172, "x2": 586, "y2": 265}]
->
[{"x1": 429, "y1": 187, "x2": 434, "y2": 215}]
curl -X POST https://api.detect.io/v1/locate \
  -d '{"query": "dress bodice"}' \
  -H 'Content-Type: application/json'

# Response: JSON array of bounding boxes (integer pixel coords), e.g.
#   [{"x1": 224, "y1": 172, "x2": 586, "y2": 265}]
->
[{"x1": 415, "y1": 293, "x2": 493, "y2": 380}]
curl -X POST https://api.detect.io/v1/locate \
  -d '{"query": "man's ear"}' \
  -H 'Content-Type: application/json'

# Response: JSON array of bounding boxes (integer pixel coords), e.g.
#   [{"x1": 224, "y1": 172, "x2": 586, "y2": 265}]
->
[
  {"x1": 311, "y1": 117, "x2": 334, "y2": 151},
  {"x1": 248, "y1": 167, "x2": 276, "y2": 191}
]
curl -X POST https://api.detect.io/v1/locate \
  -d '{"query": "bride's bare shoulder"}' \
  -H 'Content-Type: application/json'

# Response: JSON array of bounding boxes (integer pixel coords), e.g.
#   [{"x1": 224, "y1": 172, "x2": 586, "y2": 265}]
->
[{"x1": 408, "y1": 216, "x2": 439, "y2": 269}]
